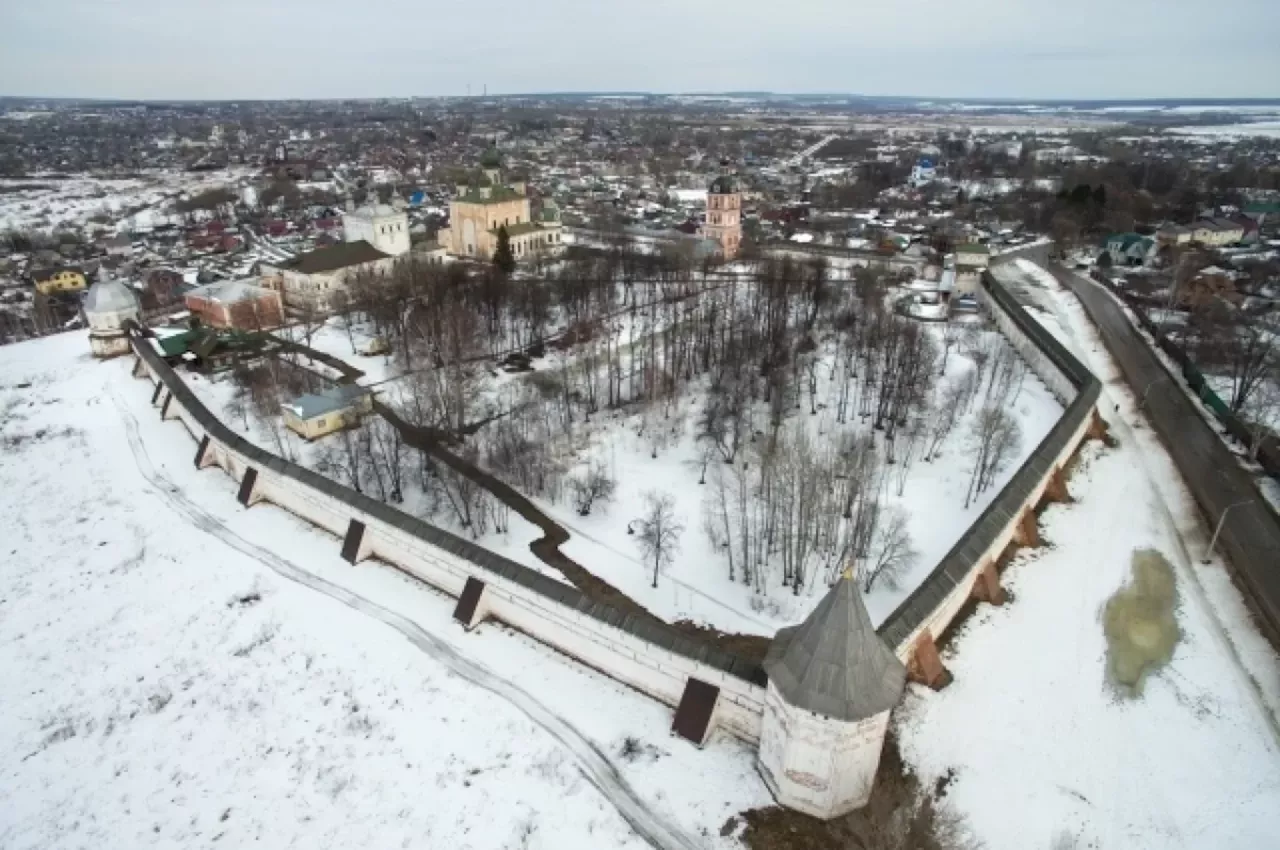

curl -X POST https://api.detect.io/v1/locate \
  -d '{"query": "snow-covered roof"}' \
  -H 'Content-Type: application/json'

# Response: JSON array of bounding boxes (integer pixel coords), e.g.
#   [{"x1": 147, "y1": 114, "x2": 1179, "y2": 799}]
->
[
  {"x1": 83, "y1": 276, "x2": 138, "y2": 315},
  {"x1": 186, "y1": 278, "x2": 273, "y2": 304},
  {"x1": 283, "y1": 384, "x2": 370, "y2": 421}
]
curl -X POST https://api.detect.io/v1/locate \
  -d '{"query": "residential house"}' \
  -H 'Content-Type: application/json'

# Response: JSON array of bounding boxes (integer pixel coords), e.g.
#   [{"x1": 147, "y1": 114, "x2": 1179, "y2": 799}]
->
[
  {"x1": 1103, "y1": 233, "x2": 1157, "y2": 267},
  {"x1": 1191, "y1": 218, "x2": 1244, "y2": 247},
  {"x1": 185, "y1": 278, "x2": 284, "y2": 330},
  {"x1": 282, "y1": 385, "x2": 374, "y2": 440},
  {"x1": 1242, "y1": 201, "x2": 1280, "y2": 229},
  {"x1": 1156, "y1": 224, "x2": 1193, "y2": 247},
  {"x1": 31, "y1": 266, "x2": 88, "y2": 295}
]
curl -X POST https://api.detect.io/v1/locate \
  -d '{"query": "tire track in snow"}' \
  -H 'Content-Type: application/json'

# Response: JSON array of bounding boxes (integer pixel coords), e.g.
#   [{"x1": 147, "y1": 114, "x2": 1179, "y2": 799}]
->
[{"x1": 110, "y1": 388, "x2": 708, "y2": 850}]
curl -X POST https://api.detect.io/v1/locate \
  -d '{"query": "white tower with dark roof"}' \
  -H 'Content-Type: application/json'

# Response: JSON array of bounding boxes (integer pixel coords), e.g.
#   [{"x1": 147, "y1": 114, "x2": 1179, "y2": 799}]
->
[{"x1": 758, "y1": 576, "x2": 908, "y2": 819}]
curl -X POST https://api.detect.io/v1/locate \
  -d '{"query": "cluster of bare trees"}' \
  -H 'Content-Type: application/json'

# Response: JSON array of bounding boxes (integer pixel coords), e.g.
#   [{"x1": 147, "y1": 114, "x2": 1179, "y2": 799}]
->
[
  {"x1": 240, "y1": 239, "x2": 1039, "y2": 604},
  {"x1": 703, "y1": 423, "x2": 916, "y2": 596}
]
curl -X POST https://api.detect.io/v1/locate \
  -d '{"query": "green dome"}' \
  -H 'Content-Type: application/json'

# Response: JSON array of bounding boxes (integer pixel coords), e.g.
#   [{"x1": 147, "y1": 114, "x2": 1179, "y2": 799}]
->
[
  {"x1": 480, "y1": 145, "x2": 503, "y2": 169},
  {"x1": 709, "y1": 174, "x2": 738, "y2": 194}
]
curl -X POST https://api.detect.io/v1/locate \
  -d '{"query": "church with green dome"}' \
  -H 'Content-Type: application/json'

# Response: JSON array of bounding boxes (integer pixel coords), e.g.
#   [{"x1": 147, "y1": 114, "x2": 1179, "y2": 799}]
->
[{"x1": 437, "y1": 146, "x2": 563, "y2": 263}]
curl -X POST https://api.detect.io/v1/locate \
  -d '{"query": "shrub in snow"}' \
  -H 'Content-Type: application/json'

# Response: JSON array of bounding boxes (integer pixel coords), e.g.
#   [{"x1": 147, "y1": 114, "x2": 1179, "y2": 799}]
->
[{"x1": 568, "y1": 463, "x2": 616, "y2": 515}]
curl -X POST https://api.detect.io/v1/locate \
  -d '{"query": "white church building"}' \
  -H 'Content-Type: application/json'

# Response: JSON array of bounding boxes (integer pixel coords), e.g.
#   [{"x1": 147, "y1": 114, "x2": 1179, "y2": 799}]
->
[{"x1": 341, "y1": 203, "x2": 411, "y2": 257}]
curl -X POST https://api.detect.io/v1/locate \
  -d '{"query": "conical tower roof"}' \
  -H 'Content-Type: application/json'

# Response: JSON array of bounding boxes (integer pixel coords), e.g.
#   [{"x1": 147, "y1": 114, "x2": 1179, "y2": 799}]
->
[{"x1": 763, "y1": 577, "x2": 907, "y2": 722}]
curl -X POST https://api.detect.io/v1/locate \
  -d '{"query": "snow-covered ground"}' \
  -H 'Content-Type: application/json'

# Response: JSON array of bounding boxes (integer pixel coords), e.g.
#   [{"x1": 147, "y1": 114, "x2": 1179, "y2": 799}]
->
[
  {"x1": 510, "y1": 321, "x2": 1063, "y2": 635},
  {"x1": 0, "y1": 170, "x2": 252, "y2": 234},
  {"x1": 0, "y1": 333, "x2": 770, "y2": 850},
  {"x1": 897, "y1": 263, "x2": 1280, "y2": 850}
]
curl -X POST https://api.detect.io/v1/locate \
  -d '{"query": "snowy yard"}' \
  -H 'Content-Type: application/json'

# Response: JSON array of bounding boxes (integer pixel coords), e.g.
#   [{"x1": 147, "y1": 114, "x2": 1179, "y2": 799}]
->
[
  {"x1": 490, "y1": 319, "x2": 1063, "y2": 635},
  {"x1": 897, "y1": 262, "x2": 1280, "y2": 850},
  {"x1": 0, "y1": 332, "x2": 770, "y2": 850},
  {"x1": 0, "y1": 170, "x2": 252, "y2": 235}
]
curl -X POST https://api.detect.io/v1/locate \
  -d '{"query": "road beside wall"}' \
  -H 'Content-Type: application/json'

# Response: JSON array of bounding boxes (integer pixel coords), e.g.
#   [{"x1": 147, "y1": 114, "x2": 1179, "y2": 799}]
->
[{"x1": 1050, "y1": 263, "x2": 1280, "y2": 646}]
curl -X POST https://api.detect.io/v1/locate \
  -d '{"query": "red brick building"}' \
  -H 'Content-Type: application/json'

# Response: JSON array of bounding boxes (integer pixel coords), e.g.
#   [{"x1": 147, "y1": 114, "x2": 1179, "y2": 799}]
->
[{"x1": 184, "y1": 278, "x2": 283, "y2": 330}]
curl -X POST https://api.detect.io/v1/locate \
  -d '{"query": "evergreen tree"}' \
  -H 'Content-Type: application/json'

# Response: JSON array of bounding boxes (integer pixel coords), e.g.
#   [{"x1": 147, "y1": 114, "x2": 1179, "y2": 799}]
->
[{"x1": 493, "y1": 225, "x2": 516, "y2": 275}]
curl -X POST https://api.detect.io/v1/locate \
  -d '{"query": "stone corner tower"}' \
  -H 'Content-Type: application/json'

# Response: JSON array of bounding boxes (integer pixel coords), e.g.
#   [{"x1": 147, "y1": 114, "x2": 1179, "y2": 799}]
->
[
  {"x1": 84, "y1": 273, "x2": 141, "y2": 359},
  {"x1": 702, "y1": 162, "x2": 742, "y2": 259},
  {"x1": 758, "y1": 576, "x2": 908, "y2": 820}
]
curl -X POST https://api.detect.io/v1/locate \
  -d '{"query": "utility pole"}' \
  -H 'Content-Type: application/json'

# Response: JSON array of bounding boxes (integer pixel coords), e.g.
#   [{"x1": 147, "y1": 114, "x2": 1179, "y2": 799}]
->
[{"x1": 1202, "y1": 499, "x2": 1253, "y2": 564}]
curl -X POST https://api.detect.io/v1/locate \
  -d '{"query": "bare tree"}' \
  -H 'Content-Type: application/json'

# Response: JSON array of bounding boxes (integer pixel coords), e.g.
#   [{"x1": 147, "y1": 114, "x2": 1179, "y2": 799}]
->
[
  {"x1": 569, "y1": 461, "x2": 617, "y2": 516},
  {"x1": 1241, "y1": 377, "x2": 1280, "y2": 463},
  {"x1": 859, "y1": 508, "x2": 917, "y2": 593},
  {"x1": 1193, "y1": 303, "x2": 1278, "y2": 414},
  {"x1": 633, "y1": 491, "x2": 684, "y2": 588},
  {"x1": 964, "y1": 405, "x2": 1023, "y2": 508}
]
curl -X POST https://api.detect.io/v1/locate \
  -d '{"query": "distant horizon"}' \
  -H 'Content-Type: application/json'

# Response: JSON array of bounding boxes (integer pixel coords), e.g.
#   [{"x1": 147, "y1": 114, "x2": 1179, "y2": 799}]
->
[
  {"x1": 3, "y1": 0, "x2": 1277, "y2": 102},
  {"x1": 3, "y1": 92, "x2": 1280, "y2": 108}
]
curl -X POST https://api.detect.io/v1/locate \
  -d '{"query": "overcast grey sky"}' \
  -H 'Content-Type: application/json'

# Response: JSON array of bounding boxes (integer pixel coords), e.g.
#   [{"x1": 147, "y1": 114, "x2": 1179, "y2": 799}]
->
[{"x1": 3, "y1": 0, "x2": 1278, "y2": 100}]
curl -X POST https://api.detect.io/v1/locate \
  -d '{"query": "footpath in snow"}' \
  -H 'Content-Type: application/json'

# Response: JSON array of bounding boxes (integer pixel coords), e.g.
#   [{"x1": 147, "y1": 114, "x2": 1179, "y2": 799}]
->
[{"x1": 896, "y1": 261, "x2": 1280, "y2": 850}]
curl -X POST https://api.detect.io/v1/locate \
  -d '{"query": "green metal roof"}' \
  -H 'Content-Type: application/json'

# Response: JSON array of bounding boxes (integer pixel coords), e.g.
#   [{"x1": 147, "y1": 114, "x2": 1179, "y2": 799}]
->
[
  {"x1": 456, "y1": 186, "x2": 525, "y2": 205},
  {"x1": 155, "y1": 330, "x2": 197, "y2": 357},
  {"x1": 956, "y1": 243, "x2": 989, "y2": 254},
  {"x1": 1104, "y1": 232, "x2": 1153, "y2": 250},
  {"x1": 479, "y1": 146, "x2": 503, "y2": 169}
]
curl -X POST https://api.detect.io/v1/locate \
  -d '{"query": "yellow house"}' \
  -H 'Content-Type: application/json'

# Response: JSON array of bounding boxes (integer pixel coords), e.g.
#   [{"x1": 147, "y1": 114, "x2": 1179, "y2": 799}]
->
[
  {"x1": 282, "y1": 385, "x2": 373, "y2": 440},
  {"x1": 32, "y1": 267, "x2": 88, "y2": 295}
]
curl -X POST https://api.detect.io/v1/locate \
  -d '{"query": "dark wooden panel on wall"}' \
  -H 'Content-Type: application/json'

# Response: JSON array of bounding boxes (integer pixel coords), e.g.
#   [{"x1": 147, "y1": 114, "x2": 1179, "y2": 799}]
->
[
  {"x1": 672, "y1": 678, "x2": 720, "y2": 746},
  {"x1": 453, "y1": 577, "x2": 486, "y2": 627},
  {"x1": 236, "y1": 468, "x2": 258, "y2": 506},
  {"x1": 340, "y1": 519, "x2": 366, "y2": 564}
]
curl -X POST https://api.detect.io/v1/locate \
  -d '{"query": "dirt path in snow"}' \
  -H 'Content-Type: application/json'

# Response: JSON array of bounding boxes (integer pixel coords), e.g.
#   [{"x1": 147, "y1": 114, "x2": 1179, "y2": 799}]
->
[{"x1": 110, "y1": 387, "x2": 711, "y2": 850}]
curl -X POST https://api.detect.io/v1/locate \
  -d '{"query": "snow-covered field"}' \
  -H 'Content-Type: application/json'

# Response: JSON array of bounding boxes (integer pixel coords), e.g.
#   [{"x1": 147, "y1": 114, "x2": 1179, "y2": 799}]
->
[
  {"x1": 898, "y1": 263, "x2": 1280, "y2": 850},
  {"x1": 1169, "y1": 120, "x2": 1280, "y2": 139},
  {"x1": 0, "y1": 170, "x2": 250, "y2": 234},
  {"x1": 0, "y1": 332, "x2": 770, "y2": 850}
]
